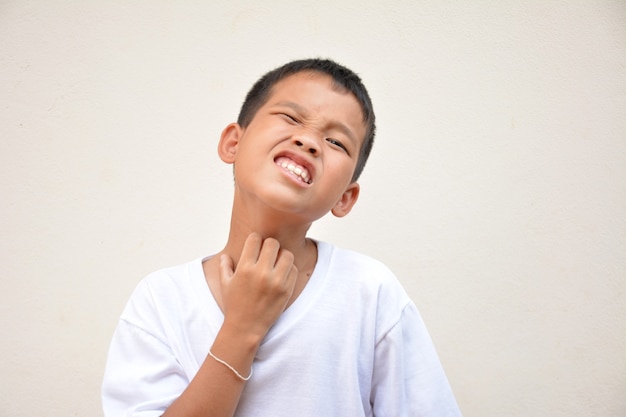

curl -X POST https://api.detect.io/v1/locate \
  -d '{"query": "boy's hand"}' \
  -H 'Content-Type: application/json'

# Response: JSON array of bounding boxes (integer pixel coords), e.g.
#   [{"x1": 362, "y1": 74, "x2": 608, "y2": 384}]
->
[{"x1": 218, "y1": 233, "x2": 298, "y2": 341}]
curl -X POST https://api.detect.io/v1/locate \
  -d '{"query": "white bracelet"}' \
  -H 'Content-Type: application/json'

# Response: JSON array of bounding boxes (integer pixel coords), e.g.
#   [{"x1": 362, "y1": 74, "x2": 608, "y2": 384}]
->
[{"x1": 208, "y1": 350, "x2": 253, "y2": 381}]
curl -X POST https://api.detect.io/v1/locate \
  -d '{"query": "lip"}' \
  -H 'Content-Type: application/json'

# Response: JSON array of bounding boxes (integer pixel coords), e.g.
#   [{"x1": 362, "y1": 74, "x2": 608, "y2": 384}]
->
[{"x1": 273, "y1": 151, "x2": 316, "y2": 186}]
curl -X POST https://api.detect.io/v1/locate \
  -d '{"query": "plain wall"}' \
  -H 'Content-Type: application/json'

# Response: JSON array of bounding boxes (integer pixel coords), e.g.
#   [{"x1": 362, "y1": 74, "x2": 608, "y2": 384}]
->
[{"x1": 1, "y1": 1, "x2": 625, "y2": 416}]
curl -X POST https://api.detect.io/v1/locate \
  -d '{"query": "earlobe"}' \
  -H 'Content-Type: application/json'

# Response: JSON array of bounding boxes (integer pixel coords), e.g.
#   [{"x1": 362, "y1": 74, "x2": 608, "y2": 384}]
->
[
  {"x1": 218, "y1": 123, "x2": 242, "y2": 164},
  {"x1": 331, "y1": 182, "x2": 360, "y2": 218}
]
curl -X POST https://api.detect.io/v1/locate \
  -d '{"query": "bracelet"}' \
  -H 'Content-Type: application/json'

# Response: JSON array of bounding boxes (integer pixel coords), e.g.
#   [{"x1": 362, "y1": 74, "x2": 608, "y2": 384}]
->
[{"x1": 208, "y1": 350, "x2": 253, "y2": 381}]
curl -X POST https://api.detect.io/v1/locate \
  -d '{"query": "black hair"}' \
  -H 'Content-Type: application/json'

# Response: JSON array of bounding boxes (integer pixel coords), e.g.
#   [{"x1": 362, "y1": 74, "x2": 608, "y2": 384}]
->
[{"x1": 237, "y1": 58, "x2": 376, "y2": 182}]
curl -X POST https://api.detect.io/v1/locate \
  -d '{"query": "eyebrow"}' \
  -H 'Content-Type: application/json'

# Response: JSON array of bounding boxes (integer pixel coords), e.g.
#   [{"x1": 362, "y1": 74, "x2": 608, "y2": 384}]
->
[{"x1": 274, "y1": 101, "x2": 358, "y2": 145}]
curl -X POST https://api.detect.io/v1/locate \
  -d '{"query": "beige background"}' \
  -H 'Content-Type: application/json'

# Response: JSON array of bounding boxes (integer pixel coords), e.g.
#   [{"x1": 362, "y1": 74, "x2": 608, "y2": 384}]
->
[{"x1": 1, "y1": 1, "x2": 625, "y2": 416}]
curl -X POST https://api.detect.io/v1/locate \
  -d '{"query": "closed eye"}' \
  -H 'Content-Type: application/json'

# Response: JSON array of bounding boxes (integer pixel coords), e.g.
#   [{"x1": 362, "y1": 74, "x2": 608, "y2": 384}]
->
[{"x1": 280, "y1": 113, "x2": 299, "y2": 124}]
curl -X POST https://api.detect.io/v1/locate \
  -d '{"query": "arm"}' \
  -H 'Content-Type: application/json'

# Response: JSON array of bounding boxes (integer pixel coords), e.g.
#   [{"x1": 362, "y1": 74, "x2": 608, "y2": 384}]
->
[
  {"x1": 103, "y1": 233, "x2": 297, "y2": 417},
  {"x1": 371, "y1": 303, "x2": 462, "y2": 417},
  {"x1": 163, "y1": 233, "x2": 298, "y2": 417}
]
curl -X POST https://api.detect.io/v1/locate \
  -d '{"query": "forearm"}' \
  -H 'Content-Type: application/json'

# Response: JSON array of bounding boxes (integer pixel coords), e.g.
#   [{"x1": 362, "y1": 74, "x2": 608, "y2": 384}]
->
[
  {"x1": 163, "y1": 235, "x2": 297, "y2": 417},
  {"x1": 162, "y1": 323, "x2": 262, "y2": 417}
]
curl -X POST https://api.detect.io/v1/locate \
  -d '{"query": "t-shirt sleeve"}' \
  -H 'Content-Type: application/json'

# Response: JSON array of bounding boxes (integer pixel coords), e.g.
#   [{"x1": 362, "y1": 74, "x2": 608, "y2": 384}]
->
[
  {"x1": 102, "y1": 282, "x2": 188, "y2": 417},
  {"x1": 371, "y1": 302, "x2": 463, "y2": 417}
]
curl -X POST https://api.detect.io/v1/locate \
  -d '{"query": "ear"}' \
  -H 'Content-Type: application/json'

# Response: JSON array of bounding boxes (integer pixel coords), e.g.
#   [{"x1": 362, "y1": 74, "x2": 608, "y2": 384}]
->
[
  {"x1": 331, "y1": 182, "x2": 360, "y2": 218},
  {"x1": 217, "y1": 123, "x2": 243, "y2": 164}
]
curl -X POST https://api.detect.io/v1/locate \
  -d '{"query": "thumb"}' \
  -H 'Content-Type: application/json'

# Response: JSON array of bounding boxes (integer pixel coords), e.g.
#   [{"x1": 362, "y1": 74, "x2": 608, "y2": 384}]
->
[{"x1": 219, "y1": 253, "x2": 234, "y2": 286}]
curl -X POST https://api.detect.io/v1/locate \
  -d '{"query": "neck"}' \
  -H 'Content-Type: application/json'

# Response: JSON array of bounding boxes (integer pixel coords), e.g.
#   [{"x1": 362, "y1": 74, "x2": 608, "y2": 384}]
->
[{"x1": 220, "y1": 203, "x2": 315, "y2": 271}]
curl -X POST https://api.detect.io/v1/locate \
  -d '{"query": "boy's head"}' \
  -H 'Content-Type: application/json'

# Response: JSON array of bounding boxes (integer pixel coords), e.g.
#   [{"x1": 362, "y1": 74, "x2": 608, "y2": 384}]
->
[{"x1": 237, "y1": 58, "x2": 376, "y2": 182}]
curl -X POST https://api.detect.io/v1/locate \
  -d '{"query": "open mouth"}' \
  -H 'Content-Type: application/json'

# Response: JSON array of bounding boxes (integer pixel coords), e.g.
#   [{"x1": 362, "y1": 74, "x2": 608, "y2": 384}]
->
[{"x1": 275, "y1": 156, "x2": 312, "y2": 184}]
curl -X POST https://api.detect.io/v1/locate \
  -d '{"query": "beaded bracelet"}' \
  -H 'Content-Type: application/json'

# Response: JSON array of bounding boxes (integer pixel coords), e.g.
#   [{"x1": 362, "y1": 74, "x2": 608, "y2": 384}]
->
[{"x1": 208, "y1": 350, "x2": 253, "y2": 381}]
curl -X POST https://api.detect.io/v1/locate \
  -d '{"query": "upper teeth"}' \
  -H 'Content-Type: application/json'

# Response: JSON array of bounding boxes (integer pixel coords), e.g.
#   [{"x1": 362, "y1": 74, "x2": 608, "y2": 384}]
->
[{"x1": 276, "y1": 157, "x2": 311, "y2": 184}]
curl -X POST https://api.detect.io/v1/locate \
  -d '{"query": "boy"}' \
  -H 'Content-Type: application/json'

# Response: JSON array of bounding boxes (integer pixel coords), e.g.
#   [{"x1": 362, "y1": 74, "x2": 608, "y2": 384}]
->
[{"x1": 102, "y1": 58, "x2": 462, "y2": 417}]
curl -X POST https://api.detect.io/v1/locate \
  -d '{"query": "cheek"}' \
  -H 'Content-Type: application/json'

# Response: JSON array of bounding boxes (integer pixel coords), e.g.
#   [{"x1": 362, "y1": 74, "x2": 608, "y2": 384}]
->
[
  {"x1": 331, "y1": 154, "x2": 357, "y2": 176},
  {"x1": 325, "y1": 161, "x2": 356, "y2": 193}
]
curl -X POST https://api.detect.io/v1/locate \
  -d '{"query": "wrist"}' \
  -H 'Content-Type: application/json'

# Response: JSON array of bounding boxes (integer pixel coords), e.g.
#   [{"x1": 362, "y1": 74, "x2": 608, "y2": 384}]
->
[
  {"x1": 208, "y1": 349, "x2": 253, "y2": 381},
  {"x1": 219, "y1": 318, "x2": 265, "y2": 352}
]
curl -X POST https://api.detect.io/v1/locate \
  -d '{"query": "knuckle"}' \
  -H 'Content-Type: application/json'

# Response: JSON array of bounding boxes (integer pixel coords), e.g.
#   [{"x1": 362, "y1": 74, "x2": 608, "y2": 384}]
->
[{"x1": 238, "y1": 263, "x2": 255, "y2": 276}]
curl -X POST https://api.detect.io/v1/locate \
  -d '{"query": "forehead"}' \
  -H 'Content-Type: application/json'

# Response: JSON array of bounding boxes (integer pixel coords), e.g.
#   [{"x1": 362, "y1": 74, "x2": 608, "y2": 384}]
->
[
  {"x1": 267, "y1": 71, "x2": 351, "y2": 103},
  {"x1": 264, "y1": 71, "x2": 367, "y2": 137}
]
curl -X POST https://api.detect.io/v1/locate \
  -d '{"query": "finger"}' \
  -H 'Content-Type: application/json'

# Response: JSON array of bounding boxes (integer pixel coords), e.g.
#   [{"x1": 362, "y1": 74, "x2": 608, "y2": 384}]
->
[
  {"x1": 286, "y1": 263, "x2": 298, "y2": 289},
  {"x1": 257, "y1": 237, "x2": 281, "y2": 269},
  {"x1": 276, "y1": 250, "x2": 297, "y2": 291},
  {"x1": 273, "y1": 248, "x2": 295, "y2": 276},
  {"x1": 281, "y1": 264, "x2": 298, "y2": 311},
  {"x1": 239, "y1": 233, "x2": 263, "y2": 265},
  {"x1": 219, "y1": 253, "x2": 234, "y2": 285}
]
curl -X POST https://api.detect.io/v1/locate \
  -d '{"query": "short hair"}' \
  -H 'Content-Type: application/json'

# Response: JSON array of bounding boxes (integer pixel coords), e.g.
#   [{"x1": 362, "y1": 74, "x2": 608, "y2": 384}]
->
[{"x1": 237, "y1": 58, "x2": 376, "y2": 182}]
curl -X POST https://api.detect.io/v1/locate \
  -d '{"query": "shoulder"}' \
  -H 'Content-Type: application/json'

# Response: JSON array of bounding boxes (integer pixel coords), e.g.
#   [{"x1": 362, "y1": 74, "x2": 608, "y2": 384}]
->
[
  {"x1": 317, "y1": 241, "x2": 413, "y2": 332},
  {"x1": 321, "y1": 241, "x2": 406, "y2": 292},
  {"x1": 120, "y1": 258, "x2": 204, "y2": 329},
  {"x1": 131, "y1": 259, "x2": 200, "y2": 300},
  {"x1": 321, "y1": 241, "x2": 394, "y2": 277}
]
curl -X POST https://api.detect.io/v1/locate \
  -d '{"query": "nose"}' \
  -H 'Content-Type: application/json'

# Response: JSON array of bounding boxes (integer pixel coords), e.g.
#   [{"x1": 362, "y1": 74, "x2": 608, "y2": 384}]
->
[{"x1": 294, "y1": 135, "x2": 319, "y2": 155}]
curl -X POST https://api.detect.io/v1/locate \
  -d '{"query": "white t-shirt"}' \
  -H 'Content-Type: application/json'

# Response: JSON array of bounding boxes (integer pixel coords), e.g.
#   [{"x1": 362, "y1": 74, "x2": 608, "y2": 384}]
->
[{"x1": 102, "y1": 241, "x2": 462, "y2": 417}]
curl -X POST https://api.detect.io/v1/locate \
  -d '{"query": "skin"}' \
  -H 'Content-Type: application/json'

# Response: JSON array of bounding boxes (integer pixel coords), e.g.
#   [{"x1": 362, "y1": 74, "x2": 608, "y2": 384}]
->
[{"x1": 162, "y1": 71, "x2": 366, "y2": 417}]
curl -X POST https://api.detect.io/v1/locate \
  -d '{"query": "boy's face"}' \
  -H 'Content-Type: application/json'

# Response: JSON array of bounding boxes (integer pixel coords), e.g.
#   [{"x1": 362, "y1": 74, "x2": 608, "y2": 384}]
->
[{"x1": 219, "y1": 71, "x2": 366, "y2": 222}]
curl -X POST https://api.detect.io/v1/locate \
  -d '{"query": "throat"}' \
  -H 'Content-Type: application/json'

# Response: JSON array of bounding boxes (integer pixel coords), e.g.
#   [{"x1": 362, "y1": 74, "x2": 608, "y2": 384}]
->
[{"x1": 285, "y1": 243, "x2": 318, "y2": 309}]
